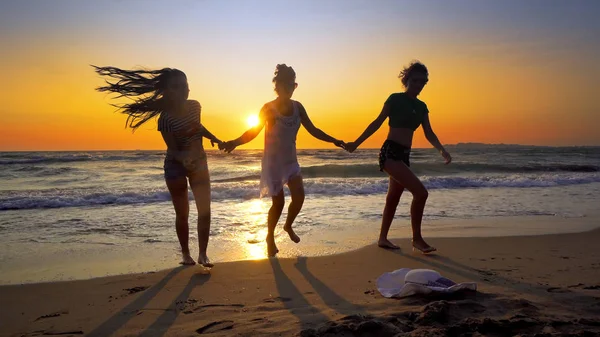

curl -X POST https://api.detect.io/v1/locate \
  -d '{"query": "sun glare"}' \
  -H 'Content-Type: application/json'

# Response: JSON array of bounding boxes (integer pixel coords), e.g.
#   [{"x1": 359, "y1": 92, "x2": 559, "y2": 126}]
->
[{"x1": 246, "y1": 114, "x2": 260, "y2": 128}]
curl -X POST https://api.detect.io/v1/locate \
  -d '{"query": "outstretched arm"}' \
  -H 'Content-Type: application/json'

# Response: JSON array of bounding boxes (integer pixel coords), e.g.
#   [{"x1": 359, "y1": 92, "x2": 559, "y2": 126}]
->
[
  {"x1": 422, "y1": 114, "x2": 451, "y2": 164},
  {"x1": 175, "y1": 124, "x2": 222, "y2": 147},
  {"x1": 199, "y1": 125, "x2": 222, "y2": 147},
  {"x1": 345, "y1": 104, "x2": 389, "y2": 152},
  {"x1": 222, "y1": 105, "x2": 268, "y2": 153},
  {"x1": 298, "y1": 103, "x2": 345, "y2": 148}
]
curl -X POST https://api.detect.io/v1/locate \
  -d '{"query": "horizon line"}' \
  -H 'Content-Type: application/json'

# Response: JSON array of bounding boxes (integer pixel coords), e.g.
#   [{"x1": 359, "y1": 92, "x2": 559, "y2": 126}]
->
[{"x1": 2, "y1": 143, "x2": 600, "y2": 152}]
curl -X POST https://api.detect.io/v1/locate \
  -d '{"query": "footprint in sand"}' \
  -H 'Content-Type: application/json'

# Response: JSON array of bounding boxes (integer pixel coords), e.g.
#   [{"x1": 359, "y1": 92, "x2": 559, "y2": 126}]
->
[
  {"x1": 196, "y1": 320, "x2": 234, "y2": 334},
  {"x1": 262, "y1": 296, "x2": 292, "y2": 303},
  {"x1": 184, "y1": 303, "x2": 245, "y2": 315},
  {"x1": 36, "y1": 330, "x2": 84, "y2": 335},
  {"x1": 583, "y1": 285, "x2": 600, "y2": 290},
  {"x1": 176, "y1": 298, "x2": 199, "y2": 311},
  {"x1": 251, "y1": 317, "x2": 269, "y2": 322},
  {"x1": 124, "y1": 286, "x2": 149, "y2": 295},
  {"x1": 35, "y1": 311, "x2": 68, "y2": 321},
  {"x1": 475, "y1": 269, "x2": 495, "y2": 277},
  {"x1": 546, "y1": 287, "x2": 571, "y2": 293}
]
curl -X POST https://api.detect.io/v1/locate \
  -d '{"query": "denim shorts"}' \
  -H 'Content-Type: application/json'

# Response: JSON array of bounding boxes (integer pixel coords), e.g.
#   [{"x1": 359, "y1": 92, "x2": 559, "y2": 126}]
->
[{"x1": 163, "y1": 153, "x2": 208, "y2": 180}]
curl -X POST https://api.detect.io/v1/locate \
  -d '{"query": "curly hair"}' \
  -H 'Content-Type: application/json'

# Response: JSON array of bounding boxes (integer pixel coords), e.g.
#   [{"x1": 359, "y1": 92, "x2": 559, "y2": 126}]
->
[
  {"x1": 92, "y1": 65, "x2": 186, "y2": 130},
  {"x1": 398, "y1": 61, "x2": 428, "y2": 88},
  {"x1": 272, "y1": 64, "x2": 296, "y2": 84}
]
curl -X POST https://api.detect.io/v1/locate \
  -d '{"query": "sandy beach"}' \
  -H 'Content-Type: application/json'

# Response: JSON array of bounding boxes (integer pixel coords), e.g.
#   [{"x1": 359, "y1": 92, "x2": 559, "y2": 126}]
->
[
  {"x1": 2, "y1": 217, "x2": 600, "y2": 337},
  {"x1": 2, "y1": 0, "x2": 600, "y2": 335}
]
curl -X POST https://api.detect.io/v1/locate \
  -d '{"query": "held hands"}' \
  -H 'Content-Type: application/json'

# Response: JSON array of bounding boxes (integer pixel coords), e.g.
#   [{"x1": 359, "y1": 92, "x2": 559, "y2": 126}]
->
[
  {"x1": 344, "y1": 141, "x2": 359, "y2": 153},
  {"x1": 210, "y1": 138, "x2": 223, "y2": 148},
  {"x1": 219, "y1": 139, "x2": 344, "y2": 153},
  {"x1": 219, "y1": 140, "x2": 238, "y2": 153},
  {"x1": 333, "y1": 139, "x2": 347, "y2": 150}
]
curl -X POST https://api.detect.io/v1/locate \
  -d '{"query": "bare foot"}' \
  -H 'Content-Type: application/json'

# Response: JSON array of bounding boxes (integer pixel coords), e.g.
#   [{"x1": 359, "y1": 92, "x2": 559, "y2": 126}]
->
[
  {"x1": 412, "y1": 238, "x2": 436, "y2": 254},
  {"x1": 283, "y1": 225, "x2": 301, "y2": 243},
  {"x1": 198, "y1": 254, "x2": 214, "y2": 268},
  {"x1": 266, "y1": 235, "x2": 279, "y2": 257},
  {"x1": 378, "y1": 239, "x2": 400, "y2": 249},
  {"x1": 180, "y1": 254, "x2": 196, "y2": 265}
]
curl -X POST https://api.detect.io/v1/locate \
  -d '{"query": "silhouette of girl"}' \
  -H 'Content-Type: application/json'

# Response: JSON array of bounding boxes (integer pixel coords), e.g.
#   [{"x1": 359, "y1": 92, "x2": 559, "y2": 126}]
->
[
  {"x1": 222, "y1": 64, "x2": 345, "y2": 256},
  {"x1": 94, "y1": 66, "x2": 221, "y2": 266},
  {"x1": 346, "y1": 61, "x2": 451, "y2": 253}
]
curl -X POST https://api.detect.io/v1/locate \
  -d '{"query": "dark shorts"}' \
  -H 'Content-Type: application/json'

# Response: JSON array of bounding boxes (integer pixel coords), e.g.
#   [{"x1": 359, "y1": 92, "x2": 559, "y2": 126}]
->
[
  {"x1": 163, "y1": 153, "x2": 208, "y2": 180},
  {"x1": 378, "y1": 140, "x2": 411, "y2": 171}
]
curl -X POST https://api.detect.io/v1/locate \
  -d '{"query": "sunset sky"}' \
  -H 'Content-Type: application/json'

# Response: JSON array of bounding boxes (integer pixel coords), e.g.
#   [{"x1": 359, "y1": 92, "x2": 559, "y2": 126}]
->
[{"x1": 1, "y1": 0, "x2": 599, "y2": 151}]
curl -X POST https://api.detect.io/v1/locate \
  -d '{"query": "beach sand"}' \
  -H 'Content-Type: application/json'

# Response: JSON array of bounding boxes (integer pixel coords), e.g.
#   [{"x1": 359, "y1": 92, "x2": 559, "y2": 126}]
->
[{"x1": 2, "y1": 221, "x2": 600, "y2": 336}]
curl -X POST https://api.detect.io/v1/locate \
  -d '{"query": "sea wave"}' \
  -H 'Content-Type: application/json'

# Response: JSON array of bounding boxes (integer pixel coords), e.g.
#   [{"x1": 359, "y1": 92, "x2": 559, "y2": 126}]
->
[
  {"x1": 213, "y1": 163, "x2": 600, "y2": 182},
  {"x1": 0, "y1": 153, "x2": 157, "y2": 165},
  {"x1": 2, "y1": 172, "x2": 599, "y2": 210}
]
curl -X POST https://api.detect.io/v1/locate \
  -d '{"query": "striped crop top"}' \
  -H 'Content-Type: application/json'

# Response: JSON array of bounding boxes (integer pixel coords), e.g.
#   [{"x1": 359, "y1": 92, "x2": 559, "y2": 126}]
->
[{"x1": 157, "y1": 100, "x2": 204, "y2": 150}]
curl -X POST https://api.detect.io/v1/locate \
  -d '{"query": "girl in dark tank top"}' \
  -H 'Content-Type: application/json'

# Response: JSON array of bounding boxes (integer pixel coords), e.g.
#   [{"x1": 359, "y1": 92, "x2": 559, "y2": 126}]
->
[{"x1": 344, "y1": 61, "x2": 452, "y2": 254}]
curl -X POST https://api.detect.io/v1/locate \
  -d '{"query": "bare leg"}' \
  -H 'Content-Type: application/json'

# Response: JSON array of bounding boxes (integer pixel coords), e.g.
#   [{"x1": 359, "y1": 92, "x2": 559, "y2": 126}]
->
[
  {"x1": 283, "y1": 175, "x2": 304, "y2": 243},
  {"x1": 378, "y1": 177, "x2": 404, "y2": 249},
  {"x1": 165, "y1": 176, "x2": 195, "y2": 265},
  {"x1": 384, "y1": 160, "x2": 435, "y2": 253},
  {"x1": 189, "y1": 164, "x2": 213, "y2": 267},
  {"x1": 267, "y1": 190, "x2": 285, "y2": 257}
]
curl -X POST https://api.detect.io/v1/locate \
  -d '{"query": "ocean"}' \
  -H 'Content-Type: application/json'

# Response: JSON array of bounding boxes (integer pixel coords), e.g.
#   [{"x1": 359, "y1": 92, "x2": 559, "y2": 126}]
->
[{"x1": 1, "y1": 145, "x2": 600, "y2": 284}]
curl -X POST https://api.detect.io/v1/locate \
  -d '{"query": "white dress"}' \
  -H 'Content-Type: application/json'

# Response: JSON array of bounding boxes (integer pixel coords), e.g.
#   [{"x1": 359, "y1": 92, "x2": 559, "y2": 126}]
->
[{"x1": 259, "y1": 101, "x2": 302, "y2": 197}]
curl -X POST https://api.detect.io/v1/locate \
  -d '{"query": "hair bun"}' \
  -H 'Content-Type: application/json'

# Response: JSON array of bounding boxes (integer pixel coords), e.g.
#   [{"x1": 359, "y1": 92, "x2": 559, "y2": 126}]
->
[{"x1": 273, "y1": 64, "x2": 296, "y2": 83}]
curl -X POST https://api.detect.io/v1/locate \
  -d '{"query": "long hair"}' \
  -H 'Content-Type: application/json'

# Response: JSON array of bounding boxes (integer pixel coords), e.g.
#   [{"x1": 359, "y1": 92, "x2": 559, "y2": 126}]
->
[
  {"x1": 92, "y1": 65, "x2": 185, "y2": 131},
  {"x1": 398, "y1": 61, "x2": 428, "y2": 88}
]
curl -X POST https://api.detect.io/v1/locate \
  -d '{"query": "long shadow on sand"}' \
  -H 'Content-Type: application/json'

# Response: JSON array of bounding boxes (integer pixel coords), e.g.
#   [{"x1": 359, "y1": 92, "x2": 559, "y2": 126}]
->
[
  {"x1": 87, "y1": 266, "x2": 187, "y2": 337},
  {"x1": 138, "y1": 271, "x2": 211, "y2": 337},
  {"x1": 269, "y1": 258, "x2": 331, "y2": 331},
  {"x1": 294, "y1": 256, "x2": 367, "y2": 316}
]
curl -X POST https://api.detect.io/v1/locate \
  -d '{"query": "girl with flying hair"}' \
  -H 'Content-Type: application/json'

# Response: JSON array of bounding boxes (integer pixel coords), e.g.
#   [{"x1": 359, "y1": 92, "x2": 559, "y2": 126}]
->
[
  {"x1": 222, "y1": 64, "x2": 346, "y2": 257},
  {"x1": 93, "y1": 66, "x2": 221, "y2": 267}
]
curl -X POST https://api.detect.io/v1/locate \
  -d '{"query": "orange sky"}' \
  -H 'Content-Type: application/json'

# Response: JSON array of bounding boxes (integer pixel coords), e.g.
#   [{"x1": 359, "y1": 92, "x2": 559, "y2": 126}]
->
[{"x1": 1, "y1": 1, "x2": 599, "y2": 151}]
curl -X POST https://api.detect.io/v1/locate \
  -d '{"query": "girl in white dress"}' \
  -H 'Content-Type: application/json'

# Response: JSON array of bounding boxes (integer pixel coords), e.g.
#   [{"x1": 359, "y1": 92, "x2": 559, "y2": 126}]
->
[{"x1": 223, "y1": 64, "x2": 346, "y2": 256}]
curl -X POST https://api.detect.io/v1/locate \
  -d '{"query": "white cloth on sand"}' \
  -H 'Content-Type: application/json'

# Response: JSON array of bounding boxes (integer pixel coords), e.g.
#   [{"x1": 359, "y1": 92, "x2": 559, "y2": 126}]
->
[{"x1": 376, "y1": 268, "x2": 477, "y2": 298}]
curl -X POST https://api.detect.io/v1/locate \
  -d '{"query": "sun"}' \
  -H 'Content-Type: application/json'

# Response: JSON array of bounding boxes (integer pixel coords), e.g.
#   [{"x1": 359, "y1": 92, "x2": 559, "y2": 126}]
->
[{"x1": 246, "y1": 114, "x2": 260, "y2": 128}]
